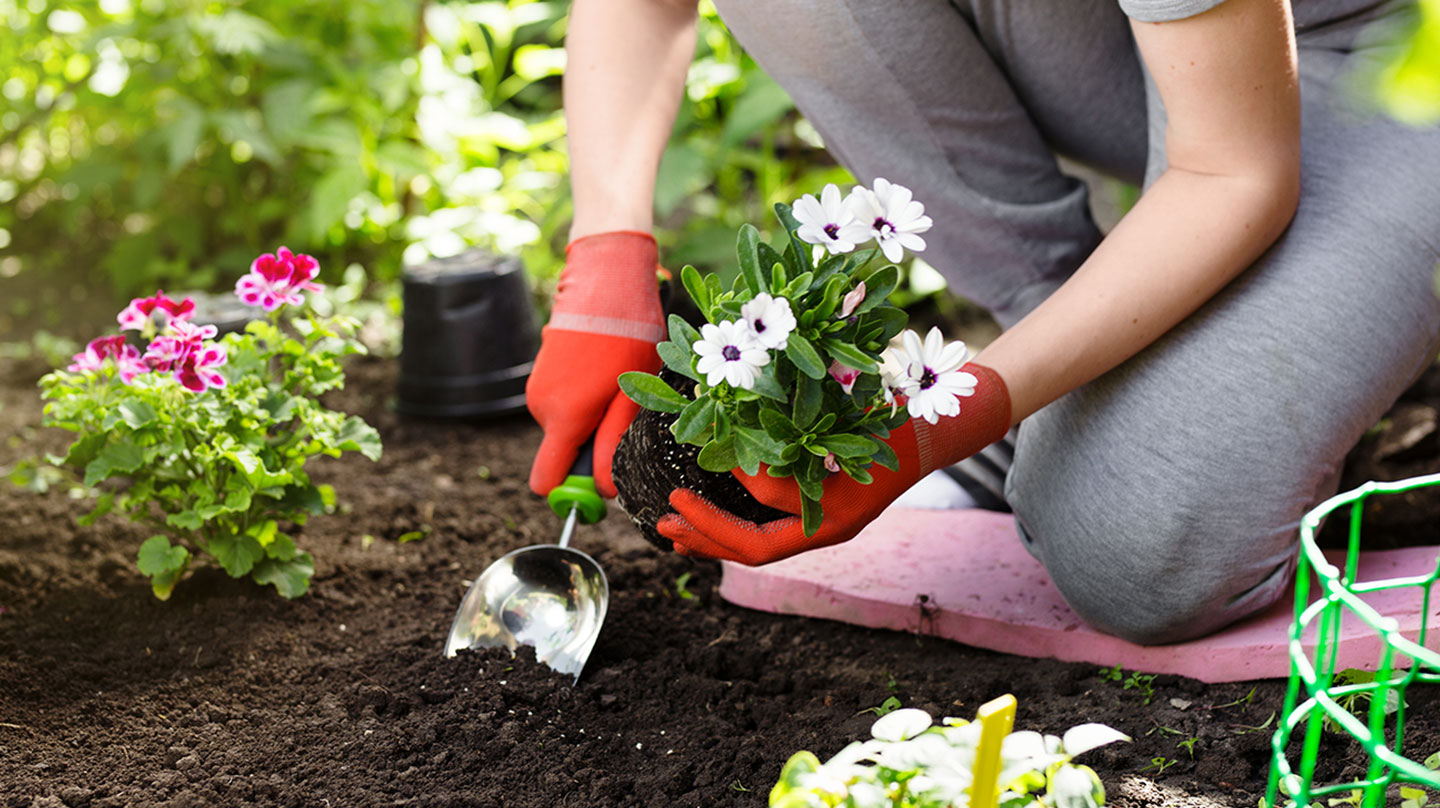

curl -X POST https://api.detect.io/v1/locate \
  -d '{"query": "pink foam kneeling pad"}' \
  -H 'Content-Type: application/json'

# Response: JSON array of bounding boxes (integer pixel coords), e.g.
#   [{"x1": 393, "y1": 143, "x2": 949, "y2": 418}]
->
[{"x1": 717, "y1": 508, "x2": 1440, "y2": 683}]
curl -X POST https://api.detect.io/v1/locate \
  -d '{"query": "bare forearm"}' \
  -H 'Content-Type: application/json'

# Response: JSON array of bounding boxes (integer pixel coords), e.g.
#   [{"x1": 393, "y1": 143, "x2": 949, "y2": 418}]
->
[
  {"x1": 565, "y1": 0, "x2": 698, "y2": 240},
  {"x1": 974, "y1": 167, "x2": 1299, "y2": 422}
]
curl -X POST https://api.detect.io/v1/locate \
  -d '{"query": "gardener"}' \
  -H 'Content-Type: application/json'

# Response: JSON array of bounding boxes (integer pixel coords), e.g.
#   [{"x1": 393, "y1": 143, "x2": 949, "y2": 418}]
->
[{"x1": 526, "y1": 0, "x2": 1440, "y2": 645}]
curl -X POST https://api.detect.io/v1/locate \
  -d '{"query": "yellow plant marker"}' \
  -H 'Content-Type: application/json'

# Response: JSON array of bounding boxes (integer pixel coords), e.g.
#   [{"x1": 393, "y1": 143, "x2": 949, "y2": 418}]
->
[{"x1": 969, "y1": 694, "x2": 1018, "y2": 808}]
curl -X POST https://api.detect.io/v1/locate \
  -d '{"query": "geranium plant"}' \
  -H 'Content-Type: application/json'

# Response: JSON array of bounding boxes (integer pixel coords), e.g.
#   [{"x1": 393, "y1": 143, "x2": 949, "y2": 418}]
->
[
  {"x1": 39, "y1": 248, "x2": 381, "y2": 599},
  {"x1": 618, "y1": 180, "x2": 977, "y2": 535},
  {"x1": 770, "y1": 707, "x2": 1129, "y2": 808}
]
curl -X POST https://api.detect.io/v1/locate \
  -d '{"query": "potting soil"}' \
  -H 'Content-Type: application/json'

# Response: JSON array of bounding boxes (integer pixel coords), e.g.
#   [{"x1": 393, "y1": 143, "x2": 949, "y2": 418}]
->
[{"x1": 2, "y1": 356, "x2": 1436, "y2": 808}]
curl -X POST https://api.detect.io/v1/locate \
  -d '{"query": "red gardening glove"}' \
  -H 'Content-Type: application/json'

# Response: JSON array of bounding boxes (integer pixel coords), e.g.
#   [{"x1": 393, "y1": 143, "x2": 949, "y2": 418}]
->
[
  {"x1": 656, "y1": 363, "x2": 1011, "y2": 565},
  {"x1": 527, "y1": 231, "x2": 666, "y2": 498}
]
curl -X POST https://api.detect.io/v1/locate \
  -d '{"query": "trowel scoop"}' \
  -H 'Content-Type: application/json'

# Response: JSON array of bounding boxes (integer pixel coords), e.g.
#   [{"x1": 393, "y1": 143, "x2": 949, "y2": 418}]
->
[{"x1": 444, "y1": 441, "x2": 609, "y2": 681}]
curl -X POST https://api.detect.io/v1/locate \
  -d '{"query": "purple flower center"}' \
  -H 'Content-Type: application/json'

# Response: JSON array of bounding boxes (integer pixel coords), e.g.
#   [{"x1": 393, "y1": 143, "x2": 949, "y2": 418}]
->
[
  {"x1": 722, "y1": 345, "x2": 742, "y2": 362},
  {"x1": 873, "y1": 217, "x2": 895, "y2": 237},
  {"x1": 823, "y1": 223, "x2": 840, "y2": 240},
  {"x1": 752, "y1": 318, "x2": 766, "y2": 333},
  {"x1": 918, "y1": 367, "x2": 937, "y2": 390}
]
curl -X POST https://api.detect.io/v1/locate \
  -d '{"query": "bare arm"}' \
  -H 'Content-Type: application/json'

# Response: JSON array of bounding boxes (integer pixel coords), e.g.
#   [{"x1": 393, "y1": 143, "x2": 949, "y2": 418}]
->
[
  {"x1": 973, "y1": 0, "x2": 1301, "y2": 421},
  {"x1": 565, "y1": 0, "x2": 700, "y2": 240}
]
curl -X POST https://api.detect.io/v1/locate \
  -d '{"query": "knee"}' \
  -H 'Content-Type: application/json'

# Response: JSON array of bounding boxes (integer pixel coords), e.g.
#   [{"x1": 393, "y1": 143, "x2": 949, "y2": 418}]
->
[{"x1": 1011, "y1": 482, "x2": 1295, "y2": 647}]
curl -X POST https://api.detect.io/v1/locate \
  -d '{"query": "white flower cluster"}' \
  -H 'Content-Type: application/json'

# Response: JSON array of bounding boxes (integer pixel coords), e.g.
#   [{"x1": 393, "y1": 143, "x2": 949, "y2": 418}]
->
[
  {"x1": 785, "y1": 708, "x2": 1127, "y2": 808},
  {"x1": 879, "y1": 326, "x2": 977, "y2": 425},
  {"x1": 693, "y1": 293, "x2": 796, "y2": 389},
  {"x1": 793, "y1": 179, "x2": 933, "y2": 263}
]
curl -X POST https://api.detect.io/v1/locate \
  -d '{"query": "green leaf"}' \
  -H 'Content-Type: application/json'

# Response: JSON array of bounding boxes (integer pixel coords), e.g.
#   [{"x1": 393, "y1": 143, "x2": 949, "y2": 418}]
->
[
  {"x1": 801, "y1": 495, "x2": 823, "y2": 537},
  {"x1": 736, "y1": 224, "x2": 767, "y2": 295},
  {"x1": 211, "y1": 533, "x2": 265, "y2": 578},
  {"x1": 166, "y1": 510, "x2": 203, "y2": 531},
  {"x1": 756, "y1": 242, "x2": 786, "y2": 290},
  {"x1": 793, "y1": 373, "x2": 822, "y2": 430},
  {"x1": 61, "y1": 432, "x2": 107, "y2": 471},
  {"x1": 117, "y1": 400, "x2": 157, "y2": 429},
  {"x1": 680, "y1": 265, "x2": 711, "y2": 315},
  {"x1": 137, "y1": 535, "x2": 189, "y2": 576},
  {"x1": 696, "y1": 437, "x2": 738, "y2": 473},
  {"x1": 618, "y1": 372, "x2": 689, "y2": 413},
  {"x1": 84, "y1": 440, "x2": 147, "y2": 487},
  {"x1": 264, "y1": 532, "x2": 297, "y2": 561},
  {"x1": 870, "y1": 440, "x2": 900, "y2": 473},
  {"x1": 252, "y1": 553, "x2": 315, "y2": 599},
  {"x1": 337, "y1": 417, "x2": 383, "y2": 461},
  {"x1": 671, "y1": 396, "x2": 716, "y2": 445},
  {"x1": 165, "y1": 98, "x2": 206, "y2": 173},
  {"x1": 785, "y1": 335, "x2": 826, "y2": 380},
  {"x1": 657, "y1": 341, "x2": 700, "y2": 381},
  {"x1": 227, "y1": 448, "x2": 293, "y2": 488},
  {"x1": 821, "y1": 338, "x2": 879, "y2": 373},
  {"x1": 749, "y1": 368, "x2": 788, "y2": 403},
  {"x1": 858, "y1": 266, "x2": 899, "y2": 314},
  {"x1": 668, "y1": 313, "x2": 701, "y2": 351},
  {"x1": 721, "y1": 74, "x2": 794, "y2": 147},
  {"x1": 397, "y1": 531, "x2": 426, "y2": 543},
  {"x1": 819, "y1": 434, "x2": 879, "y2": 458},
  {"x1": 759, "y1": 409, "x2": 802, "y2": 442},
  {"x1": 1426, "y1": 750, "x2": 1440, "y2": 770},
  {"x1": 736, "y1": 427, "x2": 786, "y2": 466},
  {"x1": 811, "y1": 274, "x2": 848, "y2": 322},
  {"x1": 78, "y1": 492, "x2": 115, "y2": 527},
  {"x1": 733, "y1": 429, "x2": 760, "y2": 476},
  {"x1": 773, "y1": 202, "x2": 813, "y2": 274}
]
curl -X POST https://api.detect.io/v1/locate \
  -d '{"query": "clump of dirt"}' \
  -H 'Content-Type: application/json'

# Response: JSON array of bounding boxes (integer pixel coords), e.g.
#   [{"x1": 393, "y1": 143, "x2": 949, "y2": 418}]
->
[{"x1": 612, "y1": 371, "x2": 787, "y2": 550}]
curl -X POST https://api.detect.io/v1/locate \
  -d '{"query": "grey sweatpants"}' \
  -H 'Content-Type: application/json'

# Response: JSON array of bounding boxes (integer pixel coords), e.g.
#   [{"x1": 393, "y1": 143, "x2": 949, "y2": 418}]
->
[{"x1": 712, "y1": 0, "x2": 1440, "y2": 644}]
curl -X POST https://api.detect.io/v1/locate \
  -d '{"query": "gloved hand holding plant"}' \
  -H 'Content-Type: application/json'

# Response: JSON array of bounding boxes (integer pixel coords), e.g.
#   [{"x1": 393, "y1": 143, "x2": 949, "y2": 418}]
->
[
  {"x1": 40, "y1": 248, "x2": 381, "y2": 599},
  {"x1": 612, "y1": 180, "x2": 1011, "y2": 563}
]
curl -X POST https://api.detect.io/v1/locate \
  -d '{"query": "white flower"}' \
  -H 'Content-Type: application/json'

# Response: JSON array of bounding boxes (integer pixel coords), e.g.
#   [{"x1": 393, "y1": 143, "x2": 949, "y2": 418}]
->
[
  {"x1": 1060, "y1": 724, "x2": 1130, "y2": 757},
  {"x1": 871, "y1": 708, "x2": 933, "y2": 742},
  {"x1": 891, "y1": 327, "x2": 975, "y2": 425},
  {"x1": 879, "y1": 349, "x2": 907, "y2": 414},
  {"x1": 693, "y1": 320, "x2": 770, "y2": 390},
  {"x1": 847, "y1": 178, "x2": 933, "y2": 263},
  {"x1": 793, "y1": 184, "x2": 869, "y2": 255},
  {"x1": 797, "y1": 741, "x2": 879, "y2": 798},
  {"x1": 1049, "y1": 764, "x2": 1105, "y2": 808},
  {"x1": 739, "y1": 293, "x2": 796, "y2": 350}
]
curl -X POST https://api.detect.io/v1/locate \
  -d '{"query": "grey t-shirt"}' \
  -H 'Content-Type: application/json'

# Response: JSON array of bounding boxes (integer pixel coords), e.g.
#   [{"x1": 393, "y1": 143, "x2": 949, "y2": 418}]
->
[{"x1": 1119, "y1": 0, "x2": 1390, "y2": 29}]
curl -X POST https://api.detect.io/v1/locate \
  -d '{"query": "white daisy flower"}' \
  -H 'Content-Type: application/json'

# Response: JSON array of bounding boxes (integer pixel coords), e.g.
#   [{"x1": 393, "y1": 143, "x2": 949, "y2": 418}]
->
[
  {"x1": 693, "y1": 320, "x2": 770, "y2": 390},
  {"x1": 793, "y1": 184, "x2": 869, "y2": 255},
  {"x1": 847, "y1": 178, "x2": 933, "y2": 263},
  {"x1": 879, "y1": 349, "x2": 908, "y2": 414},
  {"x1": 892, "y1": 327, "x2": 975, "y2": 425},
  {"x1": 739, "y1": 293, "x2": 796, "y2": 351}
]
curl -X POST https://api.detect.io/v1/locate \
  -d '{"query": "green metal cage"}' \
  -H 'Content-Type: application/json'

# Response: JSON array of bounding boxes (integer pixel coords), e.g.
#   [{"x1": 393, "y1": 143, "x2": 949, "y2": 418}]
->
[{"x1": 1268, "y1": 473, "x2": 1440, "y2": 807}]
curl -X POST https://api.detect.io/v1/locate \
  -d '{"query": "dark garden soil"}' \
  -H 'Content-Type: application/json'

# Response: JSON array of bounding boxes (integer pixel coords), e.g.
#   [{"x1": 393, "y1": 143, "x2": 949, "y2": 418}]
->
[{"x1": 2, "y1": 353, "x2": 1438, "y2": 808}]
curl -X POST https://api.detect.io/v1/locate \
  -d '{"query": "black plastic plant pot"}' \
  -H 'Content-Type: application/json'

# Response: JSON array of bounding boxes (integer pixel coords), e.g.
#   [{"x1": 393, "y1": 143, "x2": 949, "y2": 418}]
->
[
  {"x1": 397, "y1": 248, "x2": 540, "y2": 419},
  {"x1": 181, "y1": 291, "x2": 259, "y2": 336}
]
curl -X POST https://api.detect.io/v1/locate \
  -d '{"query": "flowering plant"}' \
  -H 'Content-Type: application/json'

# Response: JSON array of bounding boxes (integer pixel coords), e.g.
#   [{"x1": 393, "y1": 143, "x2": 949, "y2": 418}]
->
[
  {"x1": 770, "y1": 707, "x2": 1128, "y2": 808},
  {"x1": 618, "y1": 180, "x2": 978, "y2": 535},
  {"x1": 39, "y1": 248, "x2": 381, "y2": 600}
]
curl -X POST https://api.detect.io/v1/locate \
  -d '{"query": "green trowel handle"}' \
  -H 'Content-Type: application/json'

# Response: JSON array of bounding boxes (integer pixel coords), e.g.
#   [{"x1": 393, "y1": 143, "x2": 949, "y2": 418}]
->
[{"x1": 547, "y1": 437, "x2": 607, "y2": 525}]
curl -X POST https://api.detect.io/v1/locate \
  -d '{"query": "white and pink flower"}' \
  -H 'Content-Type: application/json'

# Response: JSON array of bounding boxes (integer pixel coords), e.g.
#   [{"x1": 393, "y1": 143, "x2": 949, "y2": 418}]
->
[
  {"x1": 739, "y1": 293, "x2": 796, "y2": 351},
  {"x1": 117, "y1": 291, "x2": 194, "y2": 332},
  {"x1": 175, "y1": 344, "x2": 228, "y2": 393},
  {"x1": 828, "y1": 360, "x2": 863, "y2": 395},
  {"x1": 793, "y1": 184, "x2": 870, "y2": 256},
  {"x1": 887, "y1": 327, "x2": 975, "y2": 425},
  {"x1": 68, "y1": 335, "x2": 147, "y2": 384},
  {"x1": 235, "y1": 247, "x2": 323, "y2": 311}
]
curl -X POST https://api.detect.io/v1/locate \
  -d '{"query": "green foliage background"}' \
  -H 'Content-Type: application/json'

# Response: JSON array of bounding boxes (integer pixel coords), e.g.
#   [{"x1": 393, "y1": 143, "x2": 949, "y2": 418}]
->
[
  {"x1": 0, "y1": 0, "x2": 848, "y2": 335},
  {"x1": 1, "y1": 0, "x2": 1433, "y2": 335}
]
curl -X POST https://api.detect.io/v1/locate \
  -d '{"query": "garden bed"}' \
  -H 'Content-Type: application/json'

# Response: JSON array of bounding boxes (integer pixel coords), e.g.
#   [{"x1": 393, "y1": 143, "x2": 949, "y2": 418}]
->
[{"x1": 1, "y1": 354, "x2": 1436, "y2": 808}]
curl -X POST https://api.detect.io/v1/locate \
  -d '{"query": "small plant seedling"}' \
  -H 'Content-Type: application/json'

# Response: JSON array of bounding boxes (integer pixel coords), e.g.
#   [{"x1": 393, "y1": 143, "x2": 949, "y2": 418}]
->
[
  {"x1": 730, "y1": 780, "x2": 750, "y2": 792},
  {"x1": 1124, "y1": 671, "x2": 1158, "y2": 705},
  {"x1": 1176, "y1": 736, "x2": 1200, "y2": 758},
  {"x1": 1099, "y1": 664, "x2": 1123, "y2": 682},
  {"x1": 1399, "y1": 786, "x2": 1430, "y2": 808},
  {"x1": 674, "y1": 572, "x2": 696, "y2": 600},
  {"x1": 1426, "y1": 750, "x2": 1440, "y2": 770},
  {"x1": 885, "y1": 672, "x2": 899, "y2": 693},
  {"x1": 1325, "y1": 790, "x2": 1363, "y2": 807},
  {"x1": 1141, "y1": 756, "x2": 1177, "y2": 776},
  {"x1": 857, "y1": 695, "x2": 903, "y2": 717},
  {"x1": 1323, "y1": 668, "x2": 1405, "y2": 735},
  {"x1": 1232, "y1": 710, "x2": 1277, "y2": 735},
  {"x1": 1214, "y1": 686, "x2": 1258, "y2": 711}
]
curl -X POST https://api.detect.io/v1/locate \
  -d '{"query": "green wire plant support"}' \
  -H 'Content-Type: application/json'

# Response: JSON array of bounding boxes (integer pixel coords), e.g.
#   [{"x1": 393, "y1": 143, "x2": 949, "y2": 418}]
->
[{"x1": 1268, "y1": 473, "x2": 1440, "y2": 807}]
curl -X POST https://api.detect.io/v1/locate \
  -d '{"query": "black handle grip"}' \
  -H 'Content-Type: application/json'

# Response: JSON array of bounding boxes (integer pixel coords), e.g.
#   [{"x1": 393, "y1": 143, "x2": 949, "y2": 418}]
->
[{"x1": 571, "y1": 436, "x2": 595, "y2": 478}]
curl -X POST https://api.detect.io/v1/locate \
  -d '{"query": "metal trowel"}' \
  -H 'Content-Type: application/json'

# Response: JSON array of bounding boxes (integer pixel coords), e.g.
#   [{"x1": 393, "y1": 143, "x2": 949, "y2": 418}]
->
[{"x1": 443, "y1": 440, "x2": 609, "y2": 682}]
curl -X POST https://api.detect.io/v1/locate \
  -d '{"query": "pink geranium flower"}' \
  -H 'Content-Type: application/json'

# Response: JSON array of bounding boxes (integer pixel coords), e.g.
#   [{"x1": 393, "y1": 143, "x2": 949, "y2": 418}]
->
[
  {"x1": 143, "y1": 321, "x2": 216, "y2": 375},
  {"x1": 235, "y1": 247, "x2": 323, "y2": 311},
  {"x1": 117, "y1": 291, "x2": 195, "y2": 332},
  {"x1": 175, "y1": 344, "x2": 228, "y2": 392},
  {"x1": 68, "y1": 336, "x2": 149, "y2": 385}
]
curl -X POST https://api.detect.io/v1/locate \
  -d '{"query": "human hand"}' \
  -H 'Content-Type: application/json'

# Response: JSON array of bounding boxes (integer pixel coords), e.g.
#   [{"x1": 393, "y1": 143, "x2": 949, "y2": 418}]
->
[
  {"x1": 657, "y1": 363, "x2": 1012, "y2": 565},
  {"x1": 527, "y1": 231, "x2": 666, "y2": 498}
]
